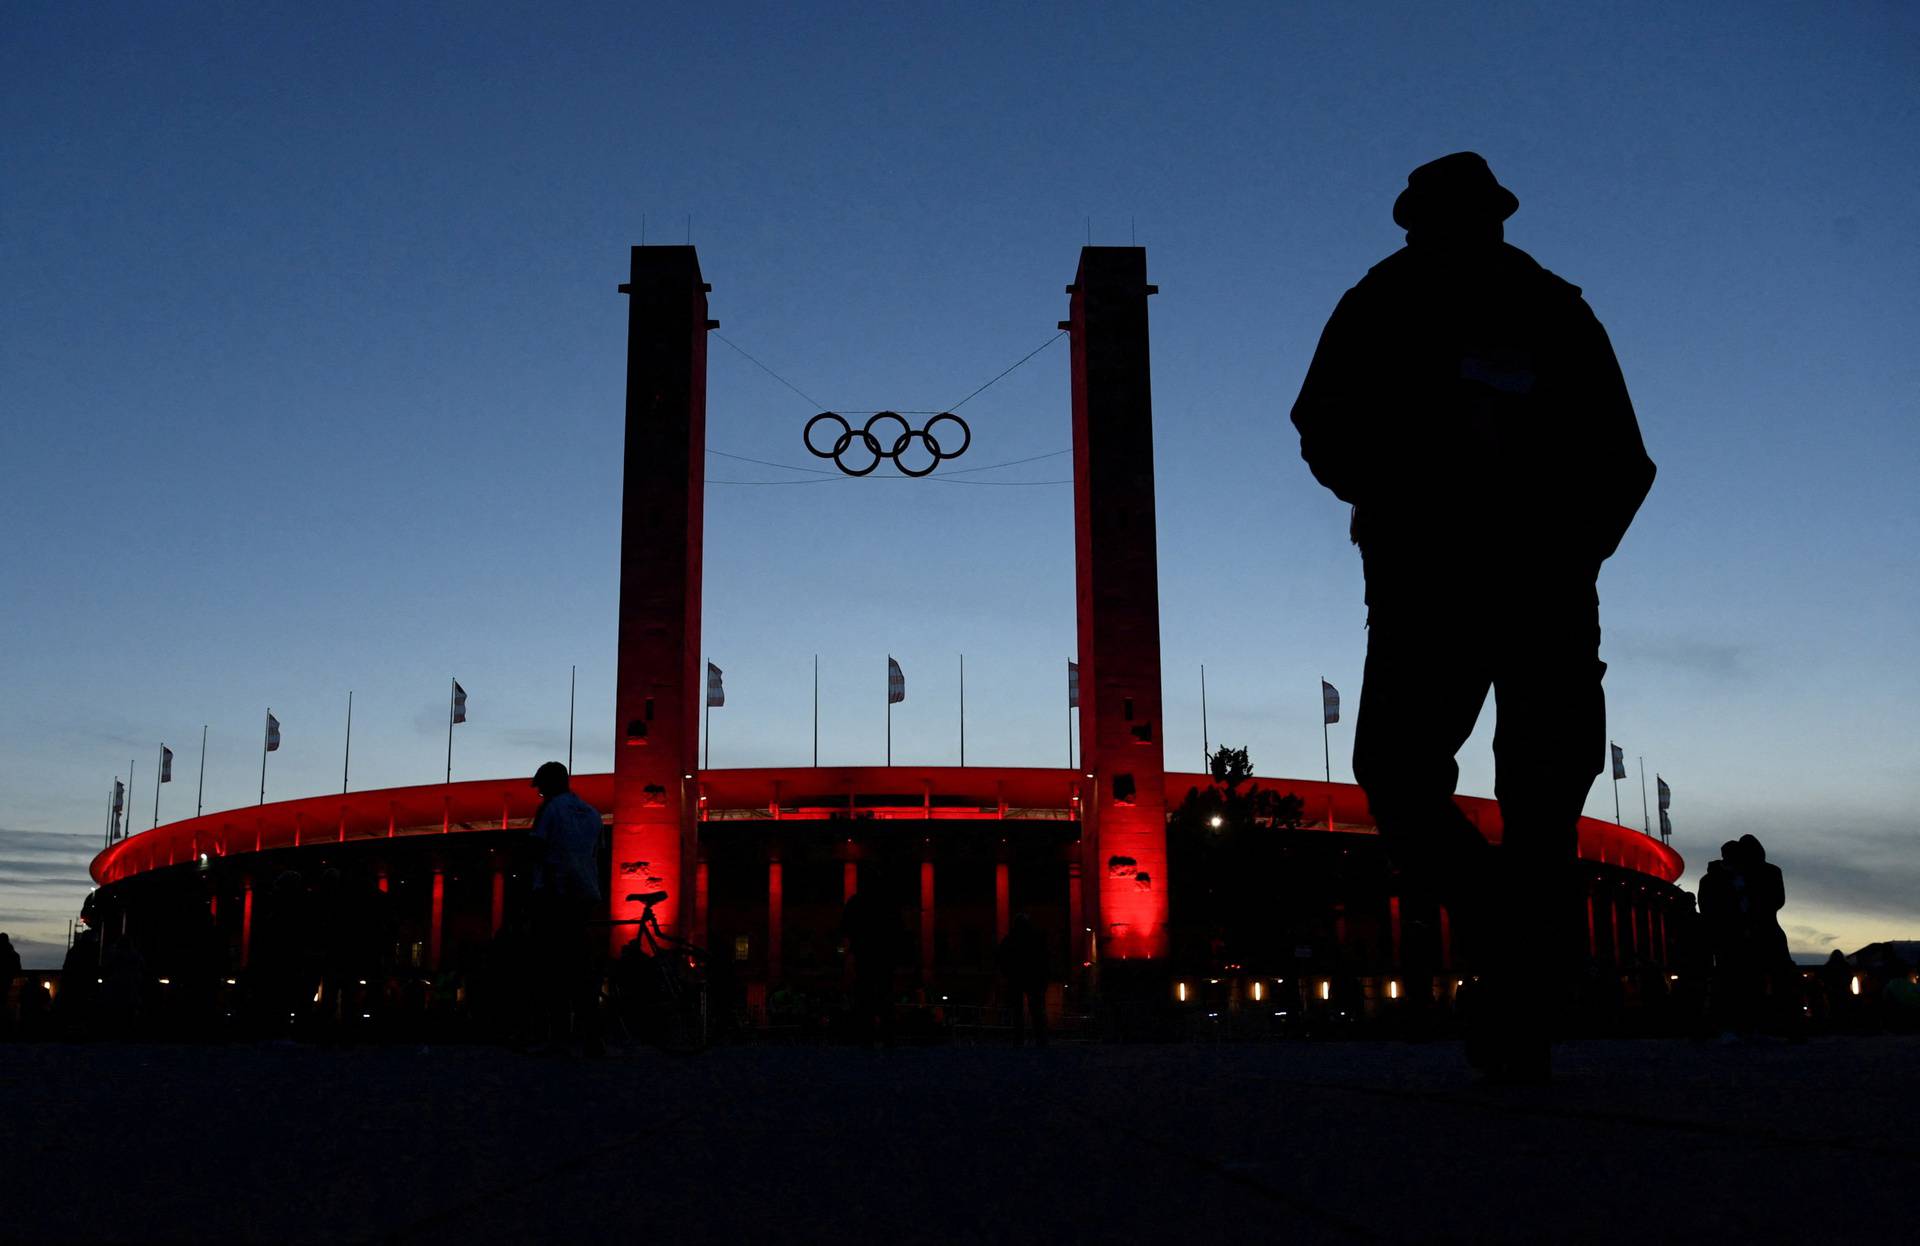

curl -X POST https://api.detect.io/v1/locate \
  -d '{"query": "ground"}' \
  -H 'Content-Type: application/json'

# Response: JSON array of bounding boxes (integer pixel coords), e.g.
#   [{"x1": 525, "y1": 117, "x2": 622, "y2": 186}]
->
[{"x1": 2, "y1": 1036, "x2": 1914, "y2": 1243}]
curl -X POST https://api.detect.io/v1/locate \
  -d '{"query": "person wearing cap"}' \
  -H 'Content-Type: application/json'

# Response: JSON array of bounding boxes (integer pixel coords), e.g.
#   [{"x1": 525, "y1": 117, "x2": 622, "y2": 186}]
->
[
  {"x1": 523, "y1": 761, "x2": 606, "y2": 1053},
  {"x1": 1291, "y1": 152, "x2": 1656, "y2": 1082}
]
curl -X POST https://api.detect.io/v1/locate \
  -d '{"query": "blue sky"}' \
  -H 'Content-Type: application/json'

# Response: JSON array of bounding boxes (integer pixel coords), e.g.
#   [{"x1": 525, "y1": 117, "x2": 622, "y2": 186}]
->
[{"x1": 3, "y1": 2, "x2": 1916, "y2": 966}]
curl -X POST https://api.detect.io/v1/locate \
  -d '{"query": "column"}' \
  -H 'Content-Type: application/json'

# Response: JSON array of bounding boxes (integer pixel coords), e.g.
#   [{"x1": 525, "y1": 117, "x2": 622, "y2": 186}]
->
[
  {"x1": 920, "y1": 856, "x2": 936, "y2": 986},
  {"x1": 429, "y1": 870, "x2": 445, "y2": 970},
  {"x1": 767, "y1": 856, "x2": 783, "y2": 985},
  {"x1": 240, "y1": 879, "x2": 254, "y2": 970},
  {"x1": 1066, "y1": 246, "x2": 1169, "y2": 963},
  {"x1": 611, "y1": 245, "x2": 712, "y2": 949}
]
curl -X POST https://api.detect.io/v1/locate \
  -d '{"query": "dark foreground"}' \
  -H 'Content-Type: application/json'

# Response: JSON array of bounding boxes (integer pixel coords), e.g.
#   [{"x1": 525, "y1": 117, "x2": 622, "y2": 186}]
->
[{"x1": 3, "y1": 1036, "x2": 1914, "y2": 1244}]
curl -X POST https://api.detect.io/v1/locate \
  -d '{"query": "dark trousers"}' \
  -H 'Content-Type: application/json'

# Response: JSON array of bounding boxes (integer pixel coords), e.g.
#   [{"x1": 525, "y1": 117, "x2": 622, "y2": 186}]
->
[
  {"x1": 528, "y1": 892, "x2": 601, "y2": 1046},
  {"x1": 1354, "y1": 577, "x2": 1605, "y2": 994},
  {"x1": 1011, "y1": 986, "x2": 1046, "y2": 1046}
]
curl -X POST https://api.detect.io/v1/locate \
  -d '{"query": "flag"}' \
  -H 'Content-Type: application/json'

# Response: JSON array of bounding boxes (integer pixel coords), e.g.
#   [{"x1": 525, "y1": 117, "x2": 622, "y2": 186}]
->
[
  {"x1": 1321, "y1": 679, "x2": 1340, "y2": 725},
  {"x1": 265, "y1": 712, "x2": 280, "y2": 752},
  {"x1": 1659, "y1": 808, "x2": 1672, "y2": 838},
  {"x1": 1656, "y1": 775, "x2": 1671, "y2": 811},
  {"x1": 160, "y1": 746, "x2": 173, "y2": 783},
  {"x1": 887, "y1": 656, "x2": 906, "y2": 704},
  {"x1": 1610, "y1": 743, "x2": 1626, "y2": 780},
  {"x1": 1067, "y1": 660, "x2": 1080, "y2": 708},
  {"x1": 451, "y1": 680, "x2": 467, "y2": 724},
  {"x1": 112, "y1": 779, "x2": 124, "y2": 814},
  {"x1": 706, "y1": 662, "x2": 725, "y2": 708}
]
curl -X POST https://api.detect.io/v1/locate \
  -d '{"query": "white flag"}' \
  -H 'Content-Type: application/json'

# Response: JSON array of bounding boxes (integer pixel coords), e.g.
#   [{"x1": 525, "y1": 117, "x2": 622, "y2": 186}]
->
[
  {"x1": 160, "y1": 746, "x2": 173, "y2": 783},
  {"x1": 706, "y1": 662, "x2": 725, "y2": 708},
  {"x1": 1610, "y1": 743, "x2": 1626, "y2": 780},
  {"x1": 1321, "y1": 679, "x2": 1340, "y2": 725},
  {"x1": 451, "y1": 680, "x2": 467, "y2": 724},
  {"x1": 1067, "y1": 660, "x2": 1080, "y2": 708},
  {"x1": 1656, "y1": 775, "x2": 1671, "y2": 811},
  {"x1": 265, "y1": 712, "x2": 280, "y2": 752},
  {"x1": 887, "y1": 656, "x2": 906, "y2": 705}
]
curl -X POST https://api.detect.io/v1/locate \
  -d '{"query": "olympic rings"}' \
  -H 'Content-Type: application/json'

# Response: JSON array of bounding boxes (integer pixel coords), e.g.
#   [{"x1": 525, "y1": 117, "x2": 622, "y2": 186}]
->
[{"x1": 803, "y1": 410, "x2": 972, "y2": 477}]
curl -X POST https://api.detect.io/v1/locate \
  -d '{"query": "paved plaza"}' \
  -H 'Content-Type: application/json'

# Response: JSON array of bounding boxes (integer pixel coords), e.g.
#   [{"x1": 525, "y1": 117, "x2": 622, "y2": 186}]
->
[{"x1": 3, "y1": 1035, "x2": 1914, "y2": 1243}]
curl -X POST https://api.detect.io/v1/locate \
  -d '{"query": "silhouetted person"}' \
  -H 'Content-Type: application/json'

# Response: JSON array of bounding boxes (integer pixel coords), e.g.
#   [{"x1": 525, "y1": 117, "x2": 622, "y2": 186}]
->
[
  {"x1": 840, "y1": 891, "x2": 897, "y2": 1045},
  {"x1": 996, "y1": 912, "x2": 1049, "y2": 1046},
  {"x1": 1737, "y1": 834, "x2": 1800, "y2": 1030},
  {"x1": 1292, "y1": 152, "x2": 1656, "y2": 1082},
  {"x1": 0, "y1": 932, "x2": 21, "y2": 1037},
  {"x1": 1817, "y1": 948, "x2": 1855, "y2": 1029},
  {"x1": 526, "y1": 761, "x2": 605, "y2": 1054},
  {"x1": 1700, "y1": 840, "x2": 1756, "y2": 1034}
]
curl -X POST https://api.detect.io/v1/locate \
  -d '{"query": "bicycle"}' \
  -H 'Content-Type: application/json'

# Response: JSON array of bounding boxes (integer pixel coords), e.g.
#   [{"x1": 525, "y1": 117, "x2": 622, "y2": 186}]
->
[{"x1": 603, "y1": 889, "x2": 710, "y2": 1054}]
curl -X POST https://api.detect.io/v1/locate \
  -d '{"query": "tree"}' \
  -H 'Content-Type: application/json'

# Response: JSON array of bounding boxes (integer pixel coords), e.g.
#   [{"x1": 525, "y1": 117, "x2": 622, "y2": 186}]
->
[{"x1": 1167, "y1": 745, "x2": 1307, "y2": 968}]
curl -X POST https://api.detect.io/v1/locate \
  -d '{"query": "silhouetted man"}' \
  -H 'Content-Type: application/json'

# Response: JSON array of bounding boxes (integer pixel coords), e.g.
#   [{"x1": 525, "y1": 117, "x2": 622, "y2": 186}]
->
[
  {"x1": 995, "y1": 912, "x2": 1049, "y2": 1046},
  {"x1": 0, "y1": 932, "x2": 21, "y2": 1036},
  {"x1": 526, "y1": 761, "x2": 605, "y2": 1054},
  {"x1": 1292, "y1": 152, "x2": 1655, "y2": 1081}
]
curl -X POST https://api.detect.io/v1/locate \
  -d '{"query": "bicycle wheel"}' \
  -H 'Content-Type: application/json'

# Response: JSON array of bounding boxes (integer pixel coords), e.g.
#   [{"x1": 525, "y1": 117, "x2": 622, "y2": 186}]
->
[{"x1": 654, "y1": 960, "x2": 709, "y2": 1055}]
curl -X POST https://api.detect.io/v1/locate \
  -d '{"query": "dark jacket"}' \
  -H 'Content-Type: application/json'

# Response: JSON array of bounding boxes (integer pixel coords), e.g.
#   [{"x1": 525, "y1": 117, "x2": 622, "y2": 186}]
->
[{"x1": 1291, "y1": 242, "x2": 1655, "y2": 586}]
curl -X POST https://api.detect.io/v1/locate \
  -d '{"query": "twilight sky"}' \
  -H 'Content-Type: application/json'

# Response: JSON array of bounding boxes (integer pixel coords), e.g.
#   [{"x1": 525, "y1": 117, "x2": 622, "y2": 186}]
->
[{"x1": 3, "y1": 3, "x2": 1916, "y2": 966}]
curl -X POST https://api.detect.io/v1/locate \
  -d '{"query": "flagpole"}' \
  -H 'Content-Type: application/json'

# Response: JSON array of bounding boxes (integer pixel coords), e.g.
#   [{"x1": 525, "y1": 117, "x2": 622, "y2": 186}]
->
[
  {"x1": 105, "y1": 781, "x2": 115, "y2": 849},
  {"x1": 127, "y1": 758, "x2": 136, "y2": 837},
  {"x1": 1200, "y1": 664, "x2": 1209, "y2": 772},
  {"x1": 959, "y1": 653, "x2": 966, "y2": 767},
  {"x1": 196, "y1": 725, "x2": 207, "y2": 818},
  {"x1": 812, "y1": 654, "x2": 819, "y2": 767},
  {"x1": 446, "y1": 678, "x2": 455, "y2": 785},
  {"x1": 1321, "y1": 680, "x2": 1335, "y2": 832},
  {"x1": 567, "y1": 665, "x2": 576, "y2": 774},
  {"x1": 1321, "y1": 678, "x2": 1331, "y2": 784},
  {"x1": 153, "y1": 743, "x2": 163, "y2": 829},
  {"x1": 1638, "y1": 756, "x2": 1650, "y2": 836},
  {"x1": 259, "y1": 712, "x2": 268, "y2": 806},
  {"x1": 1610, "y1": 742, "x2": 1620, "y2": 824},
  {"x1": 704, "y1": 669, "x2": 711, "y2": 772},
  {"x1": 342, "y1": 691, "x2": 353, "y2": 795}
]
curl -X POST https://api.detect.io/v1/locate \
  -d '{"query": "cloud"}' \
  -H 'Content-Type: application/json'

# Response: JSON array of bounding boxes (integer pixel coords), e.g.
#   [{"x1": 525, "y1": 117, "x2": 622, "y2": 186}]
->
[
  {"x1": 0, "y1": 826, "x2": 96, "y2": 874},
  {"x1": 1609, "y1": 629, "x2": 1746, "y2": 680},
  {"x1": 1787, "y1": 923, "x2": 1840, "y2": 949},
  {"x1": 496, "y1": 726, "x2": 567, "y2": 753}
]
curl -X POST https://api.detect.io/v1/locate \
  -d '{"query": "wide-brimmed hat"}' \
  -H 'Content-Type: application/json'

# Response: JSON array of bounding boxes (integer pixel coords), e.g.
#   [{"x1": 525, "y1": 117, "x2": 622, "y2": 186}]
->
[{"x1": 1392, "y1": 152, "x2": 1519, "y2": 230}]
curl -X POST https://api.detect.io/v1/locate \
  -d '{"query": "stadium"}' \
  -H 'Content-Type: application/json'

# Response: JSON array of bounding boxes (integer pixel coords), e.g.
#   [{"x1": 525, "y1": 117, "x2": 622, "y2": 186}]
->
[{"x1": 77, "y1": 245, "x2": 1692, "y2": 1035}]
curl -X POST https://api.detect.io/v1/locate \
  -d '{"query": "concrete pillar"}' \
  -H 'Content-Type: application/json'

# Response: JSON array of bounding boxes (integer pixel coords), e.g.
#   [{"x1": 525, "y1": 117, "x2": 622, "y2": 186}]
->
[
  {"x1": 919, "y1": 856, "x2": 936, "y2": 986},
  {"x1": 429, "y1": 870, "x2": 445, "y2": 969},
  {"x1": 767, "y1": 857, "x2": 783, "y2": 985},
  {"x1": 1066, "y1": 246, "x2": 1169, "y2": 963},
  {"x1": 611, "y1": 245, "x2": 711, "y2": 950},
  {"x1": 240, "y1": 879, "x2": 254, "y2": 970},
  {"x1": 995, "y1": 858, "x2": 1011, "y2": 941},
  {"x1": 695, "y1": 859, "x2": 710, "y2": 947}
]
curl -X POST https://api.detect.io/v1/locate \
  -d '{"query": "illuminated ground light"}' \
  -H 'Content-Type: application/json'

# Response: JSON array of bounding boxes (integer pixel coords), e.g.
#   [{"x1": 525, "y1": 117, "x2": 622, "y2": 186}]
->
[
  {"x1": 1387, "y1": 979, "x2": 1400, "y2": 1000},
  {"x1": 1318, "y1": 980, "x2": 1330, "y2": 1001},
  {"x1": 1851, "y1": 975, "x2": 1862, "y2": 996},
  {"x1": 1175, "y1": 981, "x2": 1189, "y2": 1002}
]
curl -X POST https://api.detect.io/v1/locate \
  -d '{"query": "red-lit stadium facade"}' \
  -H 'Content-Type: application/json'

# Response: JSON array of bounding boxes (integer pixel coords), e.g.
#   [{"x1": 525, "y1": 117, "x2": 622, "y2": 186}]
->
[{"x1": 85, "y1": 245, "x2": 1691, "y2": 1027}]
